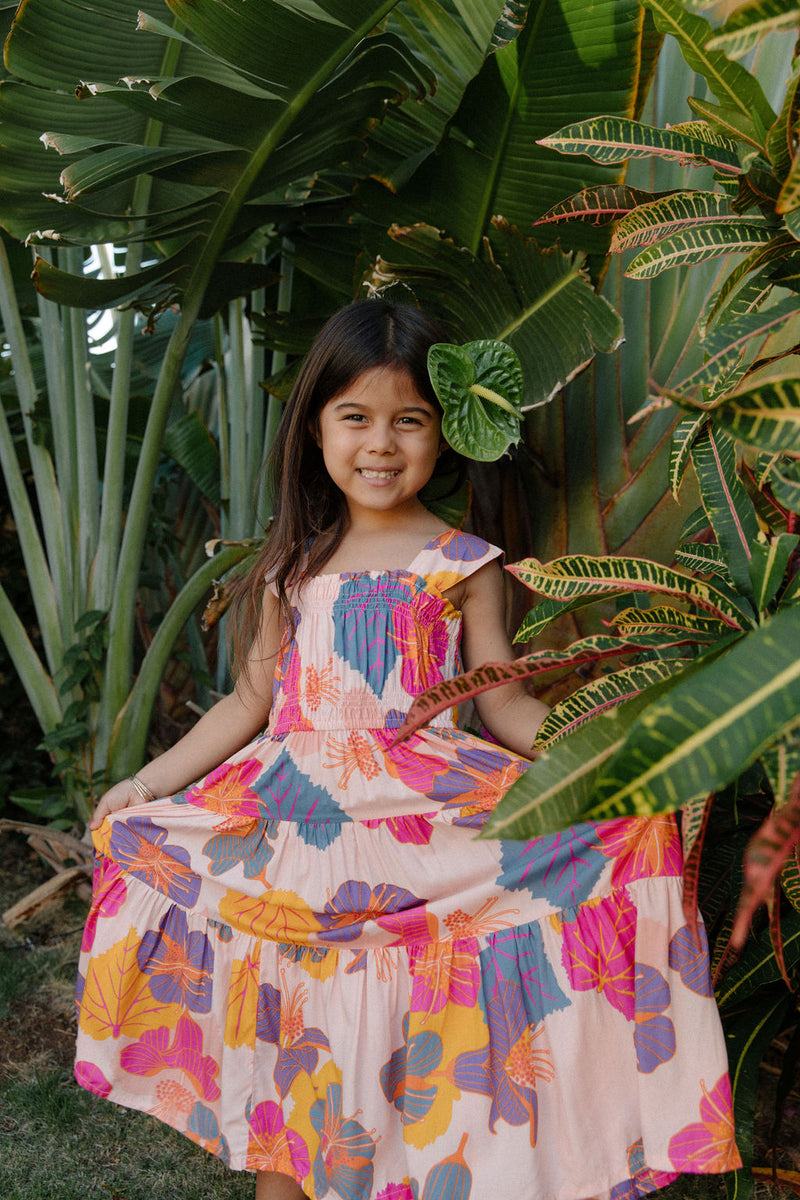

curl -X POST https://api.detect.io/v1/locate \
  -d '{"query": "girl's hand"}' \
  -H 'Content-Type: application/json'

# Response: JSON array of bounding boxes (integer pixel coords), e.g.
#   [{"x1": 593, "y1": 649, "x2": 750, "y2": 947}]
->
[{"x1": 90, "y1": 778, "x2": 155, "y2": 830}]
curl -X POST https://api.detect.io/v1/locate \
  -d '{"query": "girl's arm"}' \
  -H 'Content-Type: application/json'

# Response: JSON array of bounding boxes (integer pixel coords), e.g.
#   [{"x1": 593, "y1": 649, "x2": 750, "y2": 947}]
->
[
  {"x1": 90, "y1": 589, "x2": 283, "y2": 829},
  {"x1": 458, "y1": 560, "x2": 549, "y2": 759}
]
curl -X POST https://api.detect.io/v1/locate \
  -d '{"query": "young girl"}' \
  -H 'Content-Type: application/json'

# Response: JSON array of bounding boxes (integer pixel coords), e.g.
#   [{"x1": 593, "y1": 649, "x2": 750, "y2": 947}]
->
[{"x1": 78, "y1": 300, "x2": 739, "y2": 1200}]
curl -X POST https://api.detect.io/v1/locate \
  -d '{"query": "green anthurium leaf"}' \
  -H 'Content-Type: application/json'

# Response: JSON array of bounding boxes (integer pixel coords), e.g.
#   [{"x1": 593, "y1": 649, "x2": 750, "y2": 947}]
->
[
  {"x1": 690, "y1": 424, "x2": 760, "y2": 601},
  {"x1": 508, "y1": 553, "x2": 753, "y2": 628},
  {"x1": 642, "y1": 0, "x2": 777, "y2": 132},
  {"x1": 428, "y1": 339, "x2": 523, "y2": 461},
  {"x1": 715, "y1": 378, "x2": 800, "y2": 453},
  {"x1": 162, "y1": 411, "x2": 221, "y2": 505},
  {"x1": 534, "y1": 658, "x2": 692, "y2": 750},
  {"x1": 539, "y1": 115, "x2": 742, "y2": 173},
  {"x1": 705, "y1": 0, "x2": 800, "y2": 62},
  {"x1": 748, "y1": 531, "x2": 800, "y2": 611},
  {"x1": 587, "y1": 604, "x2": 800, "y2": 821},
  {"x1": 624, "y1": 221, "x2": 778, "y2": 279}
]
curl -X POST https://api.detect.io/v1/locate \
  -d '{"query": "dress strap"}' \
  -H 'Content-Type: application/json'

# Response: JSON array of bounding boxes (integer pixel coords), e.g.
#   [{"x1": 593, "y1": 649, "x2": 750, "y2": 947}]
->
[{"x1": 408, "y1": 530, "x2": 503, "y2": 595}]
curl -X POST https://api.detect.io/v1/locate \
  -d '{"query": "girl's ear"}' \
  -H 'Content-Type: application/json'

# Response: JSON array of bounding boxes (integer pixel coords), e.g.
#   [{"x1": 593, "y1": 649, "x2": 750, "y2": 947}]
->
[{"x1": 308, "y1": 418, "x2": 321, "y2": 447}]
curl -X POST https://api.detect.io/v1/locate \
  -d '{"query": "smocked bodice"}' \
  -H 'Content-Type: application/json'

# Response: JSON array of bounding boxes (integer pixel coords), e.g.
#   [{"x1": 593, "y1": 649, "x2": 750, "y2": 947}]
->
[{"x1": 267, "y1": 531, "x2": 502, "y2": 736}]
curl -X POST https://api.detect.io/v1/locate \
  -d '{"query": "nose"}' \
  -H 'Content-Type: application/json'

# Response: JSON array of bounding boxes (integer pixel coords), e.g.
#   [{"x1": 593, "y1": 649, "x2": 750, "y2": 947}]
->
[{"x1": 366, "y1": 419, "x2": 396, "y2": 454}]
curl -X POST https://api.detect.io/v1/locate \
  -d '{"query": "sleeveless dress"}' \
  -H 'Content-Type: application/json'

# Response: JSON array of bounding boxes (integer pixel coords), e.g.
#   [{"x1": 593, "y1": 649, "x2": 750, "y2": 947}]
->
[{"x1": 75, "y1": 530, "x2": 740, "y2": 1199}]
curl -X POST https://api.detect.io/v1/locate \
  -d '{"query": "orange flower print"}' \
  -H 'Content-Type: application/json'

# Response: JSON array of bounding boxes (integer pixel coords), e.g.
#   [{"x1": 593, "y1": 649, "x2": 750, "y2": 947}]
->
[
  {"x1": 443, "y1": 897, "x2": 521, "y2": 940},
  {"x1": 597, "y1": 816, "x2": 683, "y2": 885},
  {"x1": 323, "y1": 732, "x2": 381, "y2": 788},
  {"x1": 304, "y1": 658, "x2": 340, "y2": 711},
  {"x1": 185, "y1": 759, "x2": 262, "y2": 832},
  {"x1": 668, "y1": 1075, "x2": 741, "y2": 1172}
]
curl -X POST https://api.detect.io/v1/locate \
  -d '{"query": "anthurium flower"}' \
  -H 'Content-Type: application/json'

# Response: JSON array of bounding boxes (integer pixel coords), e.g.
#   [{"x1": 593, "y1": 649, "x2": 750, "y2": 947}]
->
[{"x1": 427, "y1": 339, "x2": 524, "y2": 461}]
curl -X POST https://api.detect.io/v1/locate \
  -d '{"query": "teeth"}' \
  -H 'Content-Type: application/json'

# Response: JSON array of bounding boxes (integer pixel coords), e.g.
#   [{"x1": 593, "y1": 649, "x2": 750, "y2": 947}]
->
[{"x1": 359, "y1": 469, "x2": 398, "y2": 479}]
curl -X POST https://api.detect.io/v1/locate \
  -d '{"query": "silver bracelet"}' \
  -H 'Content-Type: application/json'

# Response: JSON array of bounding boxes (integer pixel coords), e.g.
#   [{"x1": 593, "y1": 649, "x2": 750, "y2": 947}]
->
[{"x1": 129, "y1": 773, "x2": 157, "y2": 803}]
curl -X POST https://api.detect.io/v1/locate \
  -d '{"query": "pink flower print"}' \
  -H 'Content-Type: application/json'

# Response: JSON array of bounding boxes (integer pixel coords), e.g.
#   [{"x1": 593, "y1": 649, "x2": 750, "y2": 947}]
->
[
  {"x1": 409, "y1": 940, "x2": 480, "y2": 1018},
  {"x1": 137, "y1": 904, "x2": 214, "y2": 1012},
  {"x1": 271, "y1": 632, "x2": 314, "y2": 736},
  {"x1": 633, "y1": 963, "x2": 675, "y2": 1074},
  {"x1": 109, "y1": 814, "x2": 201, "y2": 907},
  {"x1": 82, "y1": 856, "x2": 127, "y2": 952},
  {"x1": 391, "y1": 590, "x2": 448, "y2": 696},
  {"x1": 74, "y1": 1060, "x2": 112, "y2": 1098},
  {"x1": 120, "y1": 1013, "x2": 221, "y2": 1101},
  {"x1": 323, "y1": 731, "x2": 381, "y2": 788},
  {"x1": 246, "y1": 1100, "x2": 311, "y2": 1179},
  {"x1": 668, "y1": 1075, "x2": 741, "y2": 1172},
  {"x1": 316, "y1": 880, "x2": 424, "y2": 944},
  {"x1": 310, "y1": 1081, "x2": 377, "y2": 1200},
  {"x1": 596, "y1": 816, "x2": 683, "y2": 885},
  {"x1": 377, "y1": 732, "x2": 450, "y2": 794},
  {"x1": 376, "y1": 1184, "x2": 416, "y2": 1200},
  {"x1": 561, "y1": 891, "x2": 637, "y2": 1019},
  {"x1": 185, "y1": 758, "x2": 262, "y2": 830},
  {"x1": 362, "y1": 813, "x2": 435, "y2": 845}
]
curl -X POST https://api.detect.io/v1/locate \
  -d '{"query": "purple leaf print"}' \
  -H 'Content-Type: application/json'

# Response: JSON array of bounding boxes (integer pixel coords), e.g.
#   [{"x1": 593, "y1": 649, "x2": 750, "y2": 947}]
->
[
  {"x1": 137, "y1": 905, "x2": 214, "y2": 1013},
  {"x1": 668, "y1": 925, "x2": 714, "y2": 997},
  {"x1": 109, "y1": 815, "x2": 201, "y2": 907},
  {"x1": 634, "y1": 1013, "x2": 676, "y2": 1074},
  {"x1": 120, "y1": 1014, "x2": 221, "y2": 1101},
  {"x1": 316, "y1": 880, "x2": 423, "y2": 944},
  {"x1": 436, "y1": 529, "x2": 489, "y2": 561},
  {"x1": 256, "y1": 982, "x2": 281, "y2": 1044},
  {"x1": 634, "y1": 964, "x2": 671, "y2": 1017}
]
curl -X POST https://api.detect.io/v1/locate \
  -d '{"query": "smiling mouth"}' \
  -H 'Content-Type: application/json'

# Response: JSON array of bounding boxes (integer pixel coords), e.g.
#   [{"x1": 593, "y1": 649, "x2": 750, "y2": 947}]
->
[{"x1": 357, "y1": 469, "x2": 400, "y2": 480}]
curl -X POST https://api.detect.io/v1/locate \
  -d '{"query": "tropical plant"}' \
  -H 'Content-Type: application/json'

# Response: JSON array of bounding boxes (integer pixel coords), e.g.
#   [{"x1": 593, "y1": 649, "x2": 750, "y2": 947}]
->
[{"x1": 1, "y1": 0, "x2": 672, "y2": 827}]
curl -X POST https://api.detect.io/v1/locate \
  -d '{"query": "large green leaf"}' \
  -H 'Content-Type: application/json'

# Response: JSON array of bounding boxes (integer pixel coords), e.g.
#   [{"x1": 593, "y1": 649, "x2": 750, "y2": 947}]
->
[
  {"x1": 689, "y1": 424, "x2": 760, "y2": 600},
  {"x1": 609, "y1": 191, "x2": 772, "y2": 253},
  {"x1": 539, "y1": 116, "x2": 742, "y2": 173},
  {"x1": 371, "y1": 222, "x2": 623, "y2": 409},
  {"x1": 642, "y1": 0, "x2": 776, "y2": 132},
  {"x1": 715, "y1": 377, "x2": 800, "y2": 453},
  {"x1": 587, "y1": 604, "x2": 800, "y2": 820},
  {"x1": 624, "y1": 223, "x2": 777, "y2": 280},
  {"x1": 705, "y1": 0, "x2": 800, "y2": 62},
  {"x1": 509, "y1": 553, "x2": 753, "y2": 628}
]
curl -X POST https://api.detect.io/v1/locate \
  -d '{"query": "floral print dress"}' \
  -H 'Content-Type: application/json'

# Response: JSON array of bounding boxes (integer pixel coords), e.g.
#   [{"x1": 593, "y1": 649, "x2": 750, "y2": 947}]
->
[{"x1": 75, "y1": 530, "x2": 740, "y2": 1199}]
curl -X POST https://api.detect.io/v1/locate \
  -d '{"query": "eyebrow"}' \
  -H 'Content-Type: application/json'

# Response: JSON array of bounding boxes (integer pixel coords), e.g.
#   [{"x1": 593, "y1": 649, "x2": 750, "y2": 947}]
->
[{"x1": 332, "y1": 400, "x2": 436, "y2": 417}]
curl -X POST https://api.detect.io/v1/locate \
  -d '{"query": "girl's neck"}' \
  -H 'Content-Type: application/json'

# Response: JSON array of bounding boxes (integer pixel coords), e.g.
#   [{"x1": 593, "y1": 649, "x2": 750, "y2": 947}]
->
[{"x1": 315, "y1": 505, "x2": 449, "y2": 576}]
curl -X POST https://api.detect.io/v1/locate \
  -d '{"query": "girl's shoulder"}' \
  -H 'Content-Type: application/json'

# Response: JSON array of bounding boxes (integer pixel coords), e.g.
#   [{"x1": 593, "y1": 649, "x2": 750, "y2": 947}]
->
[{"x1": 410, "y1": 528, "x2": 503, "y2": 591}]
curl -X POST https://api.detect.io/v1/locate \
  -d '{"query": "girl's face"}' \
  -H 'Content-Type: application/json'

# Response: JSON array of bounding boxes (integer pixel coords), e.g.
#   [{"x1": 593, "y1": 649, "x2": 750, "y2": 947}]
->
[{"x1": 315, "y1": 366, "x2": 443, "y2": 522}]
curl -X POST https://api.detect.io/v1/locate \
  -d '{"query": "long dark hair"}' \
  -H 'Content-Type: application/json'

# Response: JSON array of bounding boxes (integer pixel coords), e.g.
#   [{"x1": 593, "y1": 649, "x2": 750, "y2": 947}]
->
[{"x1": 230, "y1": 298, "x2": 456, "y2": 674}]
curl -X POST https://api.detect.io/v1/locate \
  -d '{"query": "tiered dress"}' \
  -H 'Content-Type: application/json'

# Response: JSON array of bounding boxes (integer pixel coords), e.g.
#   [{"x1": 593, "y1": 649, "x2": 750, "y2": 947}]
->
[{"x1": 75, "y1": 530, "x2": 740, "y2": 1200}]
